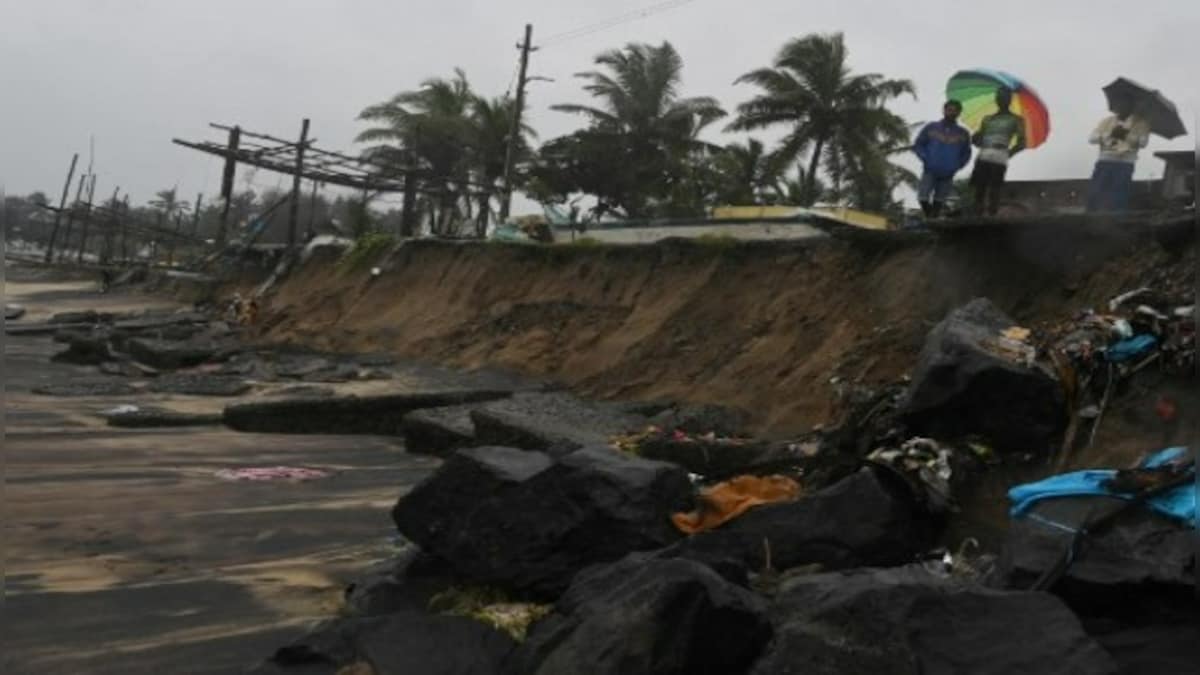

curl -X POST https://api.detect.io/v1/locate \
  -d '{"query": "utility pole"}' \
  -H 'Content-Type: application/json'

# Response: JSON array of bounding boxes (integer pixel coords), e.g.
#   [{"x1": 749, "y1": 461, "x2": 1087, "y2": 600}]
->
[
  {"x1": 217, "y1": 125, "x2": 241, "y2": 248},
  {"x1": 46, "y1": 153, "x2": 79, "y2": 262},
  {"x1": 58, "y1": 173, "x2": 88, "y2": 263},
  {"x1": 120, "y1": 195, "x2": 131, "y2": 263},
  {"x1": 76, "y1": 174, "x2": 99, "y2": 264},
  {"x1": 287, "y1": 118, "x2": 310, "y2": 251},
  {"x1": 499, "y1": 23, "x2": 534, "y2": 225}
]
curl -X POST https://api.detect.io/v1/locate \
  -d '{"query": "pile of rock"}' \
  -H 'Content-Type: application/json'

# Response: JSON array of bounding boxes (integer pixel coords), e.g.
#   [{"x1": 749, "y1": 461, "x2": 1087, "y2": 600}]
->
[{"x1": 249, "y1": 296, "x2": 1193, "y2": 674}]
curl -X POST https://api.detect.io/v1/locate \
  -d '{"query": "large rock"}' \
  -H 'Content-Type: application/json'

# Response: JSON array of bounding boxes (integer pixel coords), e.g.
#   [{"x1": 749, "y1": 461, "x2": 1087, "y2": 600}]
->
[
  {"x1": 254, "y1": 611, "x2": 516, "y2": 675},
  {"x1": 998, "y1": 495, "x2": 1195, "y2": 591},
  {"x1": 343, "y1": 550, "x2": 454, "y2": 618},
  {"x1": 900, "y1": 298, "x2": 1064, "y2": 454},
  {"x1": 667, "y1": 467, "x2": 932, "y2": 574},
  {"x1": 51, "y1": 329, "x2": 115, "y2": 365},
  {"x1": 125, "y1": 336, "x2": 235, "y2": 370},
  {"x1": 508, "y1": 555, "x2": 771, "y2": 675},
  {"x1": 1095, "y1": 625, "x2": 1197, "y2": 675},
  {"x1": 749, "y1": 566, "x2": 1117, "y2": 675},
  {"x1": 148, "y1": 373, "x2": 252, "y2": 397},
  {"x1": 225, "y1": 390, "x2": 511, "y2": 435},
  {"x1": 392, "y1": 446, "x2": 694, "y2": 596}
]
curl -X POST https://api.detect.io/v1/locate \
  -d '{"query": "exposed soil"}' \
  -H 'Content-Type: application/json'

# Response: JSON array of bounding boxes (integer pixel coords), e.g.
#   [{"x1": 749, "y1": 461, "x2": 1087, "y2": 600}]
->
[{"x1": 254, "y1": 226, "x2": 1195, "y2": 451}]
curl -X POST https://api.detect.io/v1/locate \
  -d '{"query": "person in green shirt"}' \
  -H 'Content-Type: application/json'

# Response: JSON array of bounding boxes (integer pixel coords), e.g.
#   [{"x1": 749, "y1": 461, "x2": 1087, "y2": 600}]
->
[{"x1": 969, "y1": 87, "x2": 1027, "y2": 215}]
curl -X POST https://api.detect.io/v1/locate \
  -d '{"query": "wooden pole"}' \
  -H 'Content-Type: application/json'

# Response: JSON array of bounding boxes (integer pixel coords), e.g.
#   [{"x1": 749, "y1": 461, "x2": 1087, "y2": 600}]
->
[
  {"x1": 76, "y1": 174, "x2": 98, "y2": 264},
  {"x1": 58, "y1": 173, "x2": 88, "y2": 262},
  {"x1": 45, "y1": 153, "x2": 79, "y2": 262},
  {"x1": 499, "y1": 23, "x2": 533, "y2": 224},
  {"x1": 288, "y1": 118, "x2": 310, "y2": 251},
  {"x1": 217, "y1": 126, "x2": 240, "y2": 248},
  {"x1": 306, "y1": 179, "x2": 319, "y2": 241}
]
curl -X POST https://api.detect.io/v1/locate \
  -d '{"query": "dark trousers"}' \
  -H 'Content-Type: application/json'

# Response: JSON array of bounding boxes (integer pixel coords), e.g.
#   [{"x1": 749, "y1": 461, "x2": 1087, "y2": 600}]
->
[{"x1": 1086, "y1": 160, "x2": 1135, "y2": 213}]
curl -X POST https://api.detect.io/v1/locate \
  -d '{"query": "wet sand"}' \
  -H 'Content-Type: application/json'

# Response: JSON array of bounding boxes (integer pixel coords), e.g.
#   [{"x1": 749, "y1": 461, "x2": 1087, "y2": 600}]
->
[{"x1": 3, "y1": 279, "x2": 440, "y2": 674}]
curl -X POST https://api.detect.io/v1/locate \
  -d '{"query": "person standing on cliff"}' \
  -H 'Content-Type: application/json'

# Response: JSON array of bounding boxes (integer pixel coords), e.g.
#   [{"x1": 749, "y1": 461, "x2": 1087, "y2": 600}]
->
[
  {"x1": 1086, "y1": 96, "x2": 1151, "y2": 213},
  {"x1": 969, "y1": 87, "x2": 1027, "y2": 216},
  {"x1": 913, "y1": 100, "x2": 973, "y2": 218}
]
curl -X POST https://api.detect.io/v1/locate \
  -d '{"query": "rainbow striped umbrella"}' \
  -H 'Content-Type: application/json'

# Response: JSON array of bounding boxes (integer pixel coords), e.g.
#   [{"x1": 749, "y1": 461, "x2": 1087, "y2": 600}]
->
[{"x1": 946, "y1": 69, "x2": 1051, "y2": 149}]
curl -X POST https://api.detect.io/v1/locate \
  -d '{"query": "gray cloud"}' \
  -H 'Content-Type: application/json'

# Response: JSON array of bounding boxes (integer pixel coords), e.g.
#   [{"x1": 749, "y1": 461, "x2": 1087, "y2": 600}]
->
[{"x1": 2, "y1": 0, "x2": 1196, "y2": 209}]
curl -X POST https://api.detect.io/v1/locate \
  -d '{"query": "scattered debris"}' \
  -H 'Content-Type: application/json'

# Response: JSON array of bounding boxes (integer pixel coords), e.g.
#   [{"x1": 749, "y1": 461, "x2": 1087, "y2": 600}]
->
[
  {"x1": 671, "y1": 474, "x2": 802, "y2": 533},
  {"x1": 214, "y1": 466, "x2": 333, "y2": 482}
]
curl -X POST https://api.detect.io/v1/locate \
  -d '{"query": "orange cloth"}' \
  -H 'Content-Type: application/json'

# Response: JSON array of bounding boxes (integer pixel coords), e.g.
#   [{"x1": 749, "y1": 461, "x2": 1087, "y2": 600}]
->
[{"x1": 672, "y1": 475, "x2": 802, "y2": 534}]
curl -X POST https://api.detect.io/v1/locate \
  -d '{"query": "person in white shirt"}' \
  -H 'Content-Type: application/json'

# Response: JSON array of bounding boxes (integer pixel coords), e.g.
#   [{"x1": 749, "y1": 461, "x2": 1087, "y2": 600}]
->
[{"x1": 1086, "y1": 96, "x2": 1151, "y2": 213}]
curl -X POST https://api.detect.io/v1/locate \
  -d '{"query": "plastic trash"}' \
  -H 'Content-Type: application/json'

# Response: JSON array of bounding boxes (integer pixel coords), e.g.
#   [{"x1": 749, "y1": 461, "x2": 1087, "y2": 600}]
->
[{"x1": 102, "y1": 404, "x2": 140, "y2": 416}]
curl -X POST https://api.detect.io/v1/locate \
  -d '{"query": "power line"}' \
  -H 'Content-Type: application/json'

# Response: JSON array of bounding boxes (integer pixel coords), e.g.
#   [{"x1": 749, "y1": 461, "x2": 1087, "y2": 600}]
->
[{"x1": 540, "y1": 0, "x2": 704, "y2": 48}]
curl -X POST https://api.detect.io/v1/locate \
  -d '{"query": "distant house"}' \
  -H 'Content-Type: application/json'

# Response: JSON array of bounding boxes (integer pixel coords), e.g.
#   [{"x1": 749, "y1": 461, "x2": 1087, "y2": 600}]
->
[
  {"x1": 995, "y1": 151, "x2": 1197, "y2": 215},
  {"x1": 1155, "y1": 150, "x2": 1196, "y2": 206},
  {"x1": 997, "y1": 178, "x2": 1160, "y2": 215}
]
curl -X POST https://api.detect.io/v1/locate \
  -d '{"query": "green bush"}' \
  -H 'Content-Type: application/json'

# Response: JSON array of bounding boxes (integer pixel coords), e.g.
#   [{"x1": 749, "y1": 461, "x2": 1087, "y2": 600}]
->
[{"x1": 337, "y1": 232, "x2": 397, "y2": 273}]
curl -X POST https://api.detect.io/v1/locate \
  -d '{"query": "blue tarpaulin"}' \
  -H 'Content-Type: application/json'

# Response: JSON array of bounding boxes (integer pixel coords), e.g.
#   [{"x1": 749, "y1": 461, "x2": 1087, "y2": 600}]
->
[
  {"x1": 1104, "y1": 334, "x2": 1158, "y2": 362},
  {"x1": 1008, "y1": 447, "x2": 1195, "y2": 524}
]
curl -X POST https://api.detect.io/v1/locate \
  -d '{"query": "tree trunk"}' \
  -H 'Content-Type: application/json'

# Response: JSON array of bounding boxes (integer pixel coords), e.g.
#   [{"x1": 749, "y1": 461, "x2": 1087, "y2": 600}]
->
[
  {"x1": 400, "y1": 171, "x2": 417, "y2": 238},
  {"x1": 475, "y1": 193, "x2": 491, "y2": 238},
  {"x1": 805, "y1": 137, "x2": 826, "y2": 206}
]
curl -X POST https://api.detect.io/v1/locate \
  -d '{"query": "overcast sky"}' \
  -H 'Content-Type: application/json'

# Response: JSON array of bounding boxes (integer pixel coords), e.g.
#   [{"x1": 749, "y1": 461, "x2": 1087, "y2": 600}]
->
[{"x1": 2, "y1": 0, "x2": 1196, "y2": 211}]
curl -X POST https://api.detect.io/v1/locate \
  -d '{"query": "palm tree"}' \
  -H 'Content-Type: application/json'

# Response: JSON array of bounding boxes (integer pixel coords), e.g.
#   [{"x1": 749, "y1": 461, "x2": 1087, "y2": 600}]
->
[
  {"x1": 729, "y1": 33, "x2": 914, "y2": 206},
  {"x1": 712, "y1": 139, "x2": 786, "y2": 205},
  {"x1": 552, "y1": 41, "x2": 726, "y2": 217},
  {"x1": 358, "y1": 69, "x2": 476, "y2": 234},
  {"x1": 149, "y1": 188, "x2": 188, "y2": 222},
  {"x1": 467, "y1": 96, "x2": 536, "y2": 236}
]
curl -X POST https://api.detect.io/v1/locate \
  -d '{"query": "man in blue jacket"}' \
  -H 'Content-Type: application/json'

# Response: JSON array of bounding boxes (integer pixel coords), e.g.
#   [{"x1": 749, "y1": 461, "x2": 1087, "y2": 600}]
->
[{"x1": 913, "y1": 100, "x2": 973, "y2": 217}]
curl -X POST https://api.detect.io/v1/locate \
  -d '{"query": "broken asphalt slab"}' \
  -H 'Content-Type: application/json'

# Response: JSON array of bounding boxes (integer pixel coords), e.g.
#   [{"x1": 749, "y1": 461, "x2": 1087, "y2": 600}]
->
[
  {"x1": 147, "y1": 373, "x2": 253, "y2": 397},
  {"x1": 104, "y1": 407, "x2": 225, "y2": 428},
  {"x1": 468, "y1": 391, "x2": 649, "y2": 453},
  {"x1": 126, "y1": 336, "x2": 241, "y2": 370},
  {"x1": 223, "y1": 390, "x2": 514, "y2": 435},
  {"x1": 33, "y1": 379, "x2": 141, "y2": 397}
]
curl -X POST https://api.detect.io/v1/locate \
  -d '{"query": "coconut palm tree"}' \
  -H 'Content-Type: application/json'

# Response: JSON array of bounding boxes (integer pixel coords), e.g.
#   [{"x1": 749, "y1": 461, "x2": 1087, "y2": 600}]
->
[
  {"x1": 466, "y1": 96, "x2": 536, "y2": 236},
  {"x1": 729, "y1": 33, "x2": 914, "y2": 206},
  {"x1": 551, "y1": 41, "x2": 726, "y2": 217},
  {"x1": 357, "y1": 69, "x2": 476, "y2": 234},
  {"x1": 149, "y1": 188, "x2": 188, "y2": 222},
  {"x1": 711, "y1": 138, "x2": 787, "y2": 205}
]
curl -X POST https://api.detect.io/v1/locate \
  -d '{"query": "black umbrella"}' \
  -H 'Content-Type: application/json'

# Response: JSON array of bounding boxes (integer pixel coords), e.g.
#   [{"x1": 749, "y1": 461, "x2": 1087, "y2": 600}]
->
[{"x1": 1102, "y1": 77, "x2": 1188, "y2": 139}]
